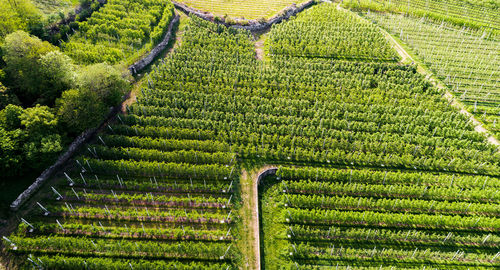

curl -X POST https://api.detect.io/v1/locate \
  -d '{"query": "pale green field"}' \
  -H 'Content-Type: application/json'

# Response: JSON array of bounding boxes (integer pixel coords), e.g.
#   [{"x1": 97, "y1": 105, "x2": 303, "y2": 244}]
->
[
  {"x1": 178, "y1": 0, "x2": 309, "y2": 19},
  {"x1": 31, "y1": 0, "x2": 78, "y2": 18}
]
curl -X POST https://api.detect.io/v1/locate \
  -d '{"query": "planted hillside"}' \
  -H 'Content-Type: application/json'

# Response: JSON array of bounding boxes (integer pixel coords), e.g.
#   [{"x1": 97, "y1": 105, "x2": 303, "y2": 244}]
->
[
  {"x1": 2, "y1": 2, "x2": 499, "y2": 269},
  {"x1": 63, "y1": 0, "x2": 174, "y2": 64},
  {"x1": 260, "y1": 3, "x2": 500, "y2": 269},
  {"x1": 366, "y1": 12, "x2": 500, "y2": 138},
  {"x1": 268, "y1": 4, "x2": 399, "y2": 61},
  {"x1": 30, "y1": 0, "x2": 77, "y2": 18},
  {"x1": 261, "y1": 166, "x2": 500, "y2": 269},
  {"x1": 342, "y1": 0, "x2": 500, "y2": 32}
]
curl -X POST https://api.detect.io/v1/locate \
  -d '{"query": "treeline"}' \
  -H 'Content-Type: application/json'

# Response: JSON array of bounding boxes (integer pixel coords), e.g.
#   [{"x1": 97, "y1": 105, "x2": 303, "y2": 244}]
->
[{"x1": 0, "y1": 31, "x2": 130, "y2": 177}]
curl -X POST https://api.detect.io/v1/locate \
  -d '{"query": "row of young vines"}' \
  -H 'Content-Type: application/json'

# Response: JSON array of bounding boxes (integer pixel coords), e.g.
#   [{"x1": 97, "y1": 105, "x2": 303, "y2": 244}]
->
[{"x1": 3, "y1": 2, "x2": 499, "y2": 269}]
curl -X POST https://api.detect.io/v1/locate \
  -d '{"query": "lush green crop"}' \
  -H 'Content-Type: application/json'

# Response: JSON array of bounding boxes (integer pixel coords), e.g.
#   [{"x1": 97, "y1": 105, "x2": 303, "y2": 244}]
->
[
  {"x1": 4, "y1": 4, "x2": 499, "y2": 269},
  {"x1": 268, "y1": 3, "x2": 399, "y2": 61},
  {"x1": 269, "y1": 166, "x2": 500, "y2": 268},
  {"x1": 342, "y1": 0, "x2": 500, "y2": 32},
  {"x1": 63, "y1": 0, "x2": 174, "y2": 64},
  {"x1": 365, "y1": 12, "x2": 500, "y2": 139}
]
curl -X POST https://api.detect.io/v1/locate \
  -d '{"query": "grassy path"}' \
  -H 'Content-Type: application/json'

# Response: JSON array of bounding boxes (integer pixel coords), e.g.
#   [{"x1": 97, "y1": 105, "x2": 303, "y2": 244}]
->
[
  {"x1": 238, "y1": 169, "x2": 259, "y2": 269},
  {"x1": 238, "y1": 166, "x2": 278, "y2": 270}
]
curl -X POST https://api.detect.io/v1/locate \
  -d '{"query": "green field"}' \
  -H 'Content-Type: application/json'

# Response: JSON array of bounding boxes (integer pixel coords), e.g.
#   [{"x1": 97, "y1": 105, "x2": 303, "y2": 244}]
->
[
  {"x1": 365, "y1": 12, "x2": 500, "y2": 139},
  {"x1": 63, "y1": 0, "x2": 175, "y2": 65},
  {"x1": 1, "y1": 1, "x2": 499, "y2": 269},
  {"x1": 31, "y1": 0, "x2": 78, "y2": 18},
  {"x1": 178, "y1": 0, "x2": 310, "y2": 19},
  {"x1": 268, "y1": 5, "x2": 399, "y2": 60}
]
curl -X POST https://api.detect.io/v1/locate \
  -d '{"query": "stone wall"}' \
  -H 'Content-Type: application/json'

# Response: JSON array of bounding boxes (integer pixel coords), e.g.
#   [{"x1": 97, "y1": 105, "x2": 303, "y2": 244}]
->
[
  {"x1": 257, "y1": 167, "x2": 278, "y2": 185},
  {"x1": 172, "y1": 0, "x2": 317, "y2": 32},
  {"x1": 10, "y1": 105, "x2": 120, "y2": 210},
  {"x1": 129, "y1": 14, "x2": 180, "y2": 74}
]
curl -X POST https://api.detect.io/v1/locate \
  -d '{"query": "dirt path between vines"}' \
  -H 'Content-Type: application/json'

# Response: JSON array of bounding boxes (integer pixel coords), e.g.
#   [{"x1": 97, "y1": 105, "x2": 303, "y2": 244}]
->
[
  {"x1": 379, "y1": 27, "x2": 410, "y2": 64},
  {"x1": 251, "y1": 169, "x2": 261, "y2": 270},
  {"x1": 253, "y1": 28, "x2": 269, "y2": 61},
  {"x1": 255, "y1": 40, "x2": 265, "y2": 60},
  {"x1": 121, "y1": 89, "x2": 137, "y2": 113},
  {"x1": 239, "y1": 169, "x2": 259, "y2": 269},
  {"x1": 239, "y1": 165, "x2": 278, "y2": 270}
]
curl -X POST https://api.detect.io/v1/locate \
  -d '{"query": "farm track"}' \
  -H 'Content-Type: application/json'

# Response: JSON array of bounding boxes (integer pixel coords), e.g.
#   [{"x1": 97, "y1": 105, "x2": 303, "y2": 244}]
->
[
  {"x1": 255, "y1": 40, "x2": 265, "y2": 60},
  {"x1": 239, "y1": 169, "x2": 259, "y2": 270},
  {"x1": 238, "y1": 166, "x2": 278, "y2": 270},
  {"x1": 339, "y1": 4, "x2": 500, "y2": 149}
]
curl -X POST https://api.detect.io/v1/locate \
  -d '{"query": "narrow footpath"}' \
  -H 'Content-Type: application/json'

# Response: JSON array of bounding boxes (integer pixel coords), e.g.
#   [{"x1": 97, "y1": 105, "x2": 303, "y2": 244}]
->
[{"x1": 239, "y1": 166, "x2": 278, "y2": 270}]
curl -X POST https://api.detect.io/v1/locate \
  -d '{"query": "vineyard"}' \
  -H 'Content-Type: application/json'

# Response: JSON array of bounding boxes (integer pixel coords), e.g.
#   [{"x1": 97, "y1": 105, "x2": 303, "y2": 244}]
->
[
  {"x1": 342, "y1": 0, "x2": 500, "y2": 32},
  {"x1": 261, "y1": 166, "x2": 500, "y2": 268},
  {"x1": 1, "y1": 1, "x2": 499, "y2": 269},
  {"x1": 63, "y1": 0, "x2": 175, "y2": 64},
  {"x1": 267, "y1": 5, "x2": 399, "y2": 61},
  {"x1": 365, "y1": 12, "x2": 500, "y2": 139}
]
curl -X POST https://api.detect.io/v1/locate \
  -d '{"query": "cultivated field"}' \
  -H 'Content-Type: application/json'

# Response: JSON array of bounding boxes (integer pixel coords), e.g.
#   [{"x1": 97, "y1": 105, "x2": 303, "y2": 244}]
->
[
  {"x1": 342, "y1": 0, "x2": 500, "y2": 31},
  {"x1": 2, "y1": 1, "x2": 499, "y2": 269},
  {"x1": 63, "y1": 0, "x2": 175, "y2": 65},
  {"x1": 366, "y1": 12, "x2": 500, "y2": 138}
]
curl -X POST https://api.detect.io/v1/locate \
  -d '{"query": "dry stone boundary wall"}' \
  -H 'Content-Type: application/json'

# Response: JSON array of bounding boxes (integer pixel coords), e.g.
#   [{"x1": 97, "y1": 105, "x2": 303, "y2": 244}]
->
[
  {"x1": 172, "y1": 0, "x2": 317, "y2": 32},
  {"x1": 129, "y1": 14, "x2": 180, "y2": 74}
]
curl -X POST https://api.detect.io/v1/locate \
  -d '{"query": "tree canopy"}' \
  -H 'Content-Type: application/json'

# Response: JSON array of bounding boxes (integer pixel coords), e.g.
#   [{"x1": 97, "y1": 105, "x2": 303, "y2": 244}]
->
[{"x1": 0, "y1": 104, "x2": 62, "y2": 175}]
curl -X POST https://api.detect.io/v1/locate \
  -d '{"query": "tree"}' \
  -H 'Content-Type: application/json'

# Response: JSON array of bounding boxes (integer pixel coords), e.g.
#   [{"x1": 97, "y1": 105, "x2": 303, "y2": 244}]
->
[
  {"x1": 2, "y1": 31, "x2": 57, "y2": 105},
  {"x1": 19, "y1": 105, "x2": 62, "y2": 169},
  {"x1": 0, "y1": 81, "x2": 20, "y2": 110},
  {"x1": 0, "y1": 103, "x2": 23, "y2": 130},
  {"x1": 0, "y1": 0, "x2": 41, "y2": 39},
  {"x1": 0, "y1": 104, "x2": 62, "y2": 175},
  {"x1": 78, "y1": 63, "x2": 130, "y2": 107},
  {"x1": 56, "y1": 88, "x2": 108, "y2": 135},
  {"x1": 19, "y1": 104, "x2": 58, "y2": 134},
  {"x1": 0, "y1": 126, "x2": 23, "y2": 176},
  {"x1": 38, "y1": 51, "x2": 76, "y2": 105},
  {"x1": 23, "y1": 133, "x2": 62, "y2": 170}
]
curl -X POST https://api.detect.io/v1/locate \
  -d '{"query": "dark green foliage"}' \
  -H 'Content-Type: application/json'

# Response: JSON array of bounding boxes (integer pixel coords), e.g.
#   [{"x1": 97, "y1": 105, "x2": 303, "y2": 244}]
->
[
  {"x1": 37, "y1": 51, "x2": 76, "y2": 105},
  {"x1": 56, "y1": 63, "x2": 129, "y2": 135},
  {"x1": 77, "y1": 63, "x2": 129, "y2": 107},
  {"x1": 0, "y1": 82, "x2": 20, "y2": 110},
  {"x1": 2, "y1": 31, "x2": 75, "y2": 106},
  {"x1": 0, "y1": 104, "x2": 63, "y2": 176},
  {"x1": 56, "y1": 88, "x2": 107, "y2": 135}
]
